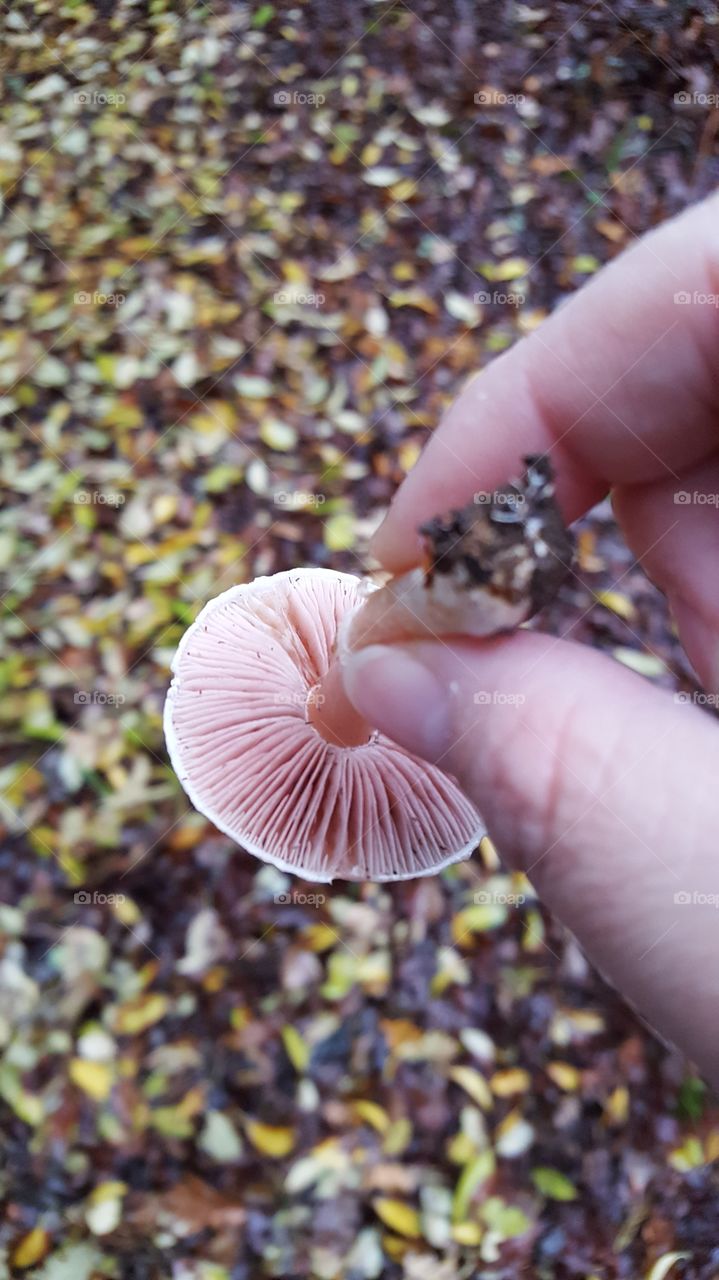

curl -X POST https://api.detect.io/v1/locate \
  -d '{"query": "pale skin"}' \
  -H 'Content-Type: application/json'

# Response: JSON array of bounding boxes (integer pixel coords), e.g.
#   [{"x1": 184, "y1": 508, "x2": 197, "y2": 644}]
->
[{"x1": 342, "y1": 188, "x2": 719, "y2": 1085}]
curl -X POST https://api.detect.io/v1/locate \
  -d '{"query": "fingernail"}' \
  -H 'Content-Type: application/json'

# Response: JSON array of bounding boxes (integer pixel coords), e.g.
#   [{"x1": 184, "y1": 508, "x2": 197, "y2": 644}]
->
[{"x1": 341, "y1": 644, "x2": 451, "y2": 761}]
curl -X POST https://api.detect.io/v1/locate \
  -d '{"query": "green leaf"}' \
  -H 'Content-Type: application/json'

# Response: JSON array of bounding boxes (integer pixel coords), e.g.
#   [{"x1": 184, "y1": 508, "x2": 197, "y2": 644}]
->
[
  {"x1": 531, "y1": 1166, "x2": 578, "y2": 1201},
  {"x1": 677, "y1": 1075, "x2": 706, "y2": 1121},
  {"x1": 452, "y1": 1150, "x2": 495, "y2": 1222},
  {"x1": 251, "y1": 3, "x2": 275, "y2": 26}
]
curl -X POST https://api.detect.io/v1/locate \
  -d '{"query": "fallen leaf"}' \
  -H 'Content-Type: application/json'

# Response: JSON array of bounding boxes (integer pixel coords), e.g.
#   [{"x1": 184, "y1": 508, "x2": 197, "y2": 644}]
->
[
  {"x1": 373, "y1": 1197, "x2": 421, "y2": 1238},
  {"x1": 245, "y1": 1119, "x2": 296, "y2": 1157}
]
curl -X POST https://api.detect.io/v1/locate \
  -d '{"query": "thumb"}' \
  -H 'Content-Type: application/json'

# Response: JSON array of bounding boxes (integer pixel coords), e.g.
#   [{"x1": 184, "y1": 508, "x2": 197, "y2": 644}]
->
[{"x1": 342, "y1": 630, "x2": 719, "y2": 1083}]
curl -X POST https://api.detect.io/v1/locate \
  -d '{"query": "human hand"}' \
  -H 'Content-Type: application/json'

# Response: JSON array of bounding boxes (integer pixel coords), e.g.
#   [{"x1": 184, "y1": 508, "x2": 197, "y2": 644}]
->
[{"x1": 342, "y1": 189, "x2": 719, "y2": 1084}]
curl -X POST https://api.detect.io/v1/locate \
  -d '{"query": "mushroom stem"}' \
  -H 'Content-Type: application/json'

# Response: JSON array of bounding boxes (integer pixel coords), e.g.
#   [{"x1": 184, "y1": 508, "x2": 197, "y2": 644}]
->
[
  {"x1": 337, "y1": 455, "x2": 574, "y2": 655},
  {"x1": 336, "y1": 565, "x2": 531, "y2": 655},
  {"x1": 307, "y1": 658, "x2": 373, "y2": 747}
]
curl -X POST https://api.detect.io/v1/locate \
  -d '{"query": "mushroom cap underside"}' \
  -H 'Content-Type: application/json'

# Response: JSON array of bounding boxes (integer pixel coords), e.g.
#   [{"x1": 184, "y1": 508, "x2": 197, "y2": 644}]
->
[{"x1": 164, "y1": 568, "x2": 484, "y2": 882}]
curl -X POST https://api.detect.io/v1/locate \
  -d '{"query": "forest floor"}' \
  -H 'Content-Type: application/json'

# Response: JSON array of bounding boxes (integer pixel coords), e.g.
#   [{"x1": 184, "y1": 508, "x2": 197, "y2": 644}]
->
[{"x1": 2, "y1": 1, "x2": 719, "y2": 1277}]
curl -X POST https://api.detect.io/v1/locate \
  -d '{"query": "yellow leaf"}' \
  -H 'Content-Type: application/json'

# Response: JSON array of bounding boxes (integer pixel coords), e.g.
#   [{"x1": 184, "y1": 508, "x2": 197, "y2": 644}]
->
[
  {"x1": 304, "y1": 924, "x2": 337, "y2": 952},
  {"x1": 604, "y1": 1085, "x2": 629, "y2": 1126},
  {"x1": 595, "y1": 590, "x2": 636, "y2": 621},
  {"x1": 495, "y1": 257, "x2": 530, "y2": 280},
  {"x1": 360, "y1": 142, "x2": 382, "y2": 166},
  {"x1": 447, "y1": 1131, "x2": 479, "y2": 1165},
  {"x1": 11, "y1": 1228, "x2": 50, "y2": 1269},
  {"x1": 373, "y1": 1198, "x2": 421, "y2": 1238},
  {"x1": 124, "y1": 543, "x2": 155, "y2": 568},
  {"x1": 353, "y1": 1099, "x2": 390, "y2": 1134},
  {"x1": 388, "y1": 288, "x2": 438, "y2": 315},
  {"x1": 324, "y1": 512, "x2": 356, "y2": 552},
  {"x1": 571, "y1": 253, "x2": 600, "y2": 274},
  {"x1": 281, "y1": 1025, "x2": 310, "y2": 1074},
  {"x1": 452, "y1": 1221, "x2": 483, "y2": 1245},
  {"x1": 389, "y1": 178, "x2": 417, "y2": 201},
  {"x1": 383, "y1": 1117, "x2": 412, "y2": 1155},
  {"x1": 490, "y1": 1068, "x2": 531, "y2": 1097},
  {"x1": 177, "y1": 1085, "x2": 205, "y2": 1119},
  {"x1": 112, "y1": 896, "x2": 142, "y2": 927},
  {"x1": 523, "y1": 908, "x2": 545, "y2": 953},
  {"x1": 260, "y1": 419, "x2": 297, "y2": 451},
  {"x1": 245, "y1": 1119, "x2": 296, "y2": 1158},
  {"x1": 69, "y1": 1058, "x2": 113, "y2": 1102},
  {"x1": 383, "y1": 1233, "x2": 411, "y2": 1260},
  {"x1": 152, "y1": 494, "x2": 178, "y2": 523},
  {"x1": 392, "y1": 261, "x2": 415, "y2": 281},
  {"x1": 115, "y1": 993, "x2": 168, "y2": 1035},
  {"x1": 196, "y1": 400, "x2": 236, "y2": 432},
  {"x1": 482, "y1": 257, "x2": 530, "y2": 282},
  {"x1": 398, "y1": 440, "x2": 422, "y2": 473},
  {"x1": 452, "y1": 903, "x2": 507, "y2": 944},
  {"x1": 449, "y1": 1066, "x2": 493, "y2": 1111},
  {"x1": 283, "y1": 260, "x2": 309, "y2": 284},
  {"x1": 479, "y1": 835, "x2": 500, "y2": 869},
  {"x1": 88, "y1": 1180, "x2": 127, "y2": 1204},
  {"x1": 668, "y1": 1136, "x2": 704, "y2": 1172},
  {"x1": 546, "y1": 1061, "x2": 580, "y2": 1091}
]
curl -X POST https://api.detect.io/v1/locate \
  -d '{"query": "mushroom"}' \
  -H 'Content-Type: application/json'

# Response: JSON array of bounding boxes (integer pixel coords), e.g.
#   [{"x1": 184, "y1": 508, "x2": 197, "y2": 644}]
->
[{"x1": 164, "y1": 457, "x2": 572, "y2": 882}]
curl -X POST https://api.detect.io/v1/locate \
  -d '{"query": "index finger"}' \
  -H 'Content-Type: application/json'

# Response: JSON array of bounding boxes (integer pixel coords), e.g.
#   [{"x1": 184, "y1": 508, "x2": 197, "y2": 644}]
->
[{"x1": 371, "y1": 190, "x2": 719, "y2": 573}]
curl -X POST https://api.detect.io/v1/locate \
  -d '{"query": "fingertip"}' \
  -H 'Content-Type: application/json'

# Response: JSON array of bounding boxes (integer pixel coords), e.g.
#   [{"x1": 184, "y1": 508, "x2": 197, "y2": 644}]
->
[{"x1": 341, "y1": 643, "x2": 453, "y2": 761}]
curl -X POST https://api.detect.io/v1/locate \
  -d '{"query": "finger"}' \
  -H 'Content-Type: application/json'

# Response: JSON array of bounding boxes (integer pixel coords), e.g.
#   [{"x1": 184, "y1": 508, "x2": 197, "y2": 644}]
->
[
  {"x1": 613, "y1": 456, "x2": 719, "y2": 692},
  {"x1": 372, "y1": 189, "x2": 719, "y2": 573},
  {"x1": 342, "y1": 630, "x2": 719, "y2": 1083}
]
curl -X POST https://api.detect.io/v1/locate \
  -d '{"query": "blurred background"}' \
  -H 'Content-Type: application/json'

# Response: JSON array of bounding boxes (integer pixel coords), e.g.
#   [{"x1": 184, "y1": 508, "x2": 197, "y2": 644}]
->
[{"x1": 2, "y1": 1, "x2": 719, "y2": 1276}]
